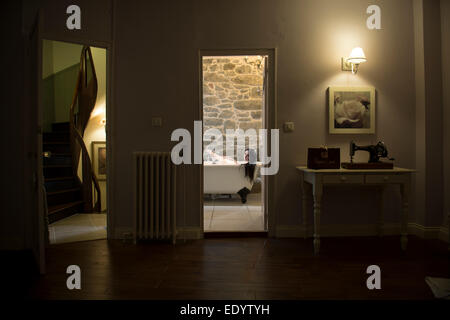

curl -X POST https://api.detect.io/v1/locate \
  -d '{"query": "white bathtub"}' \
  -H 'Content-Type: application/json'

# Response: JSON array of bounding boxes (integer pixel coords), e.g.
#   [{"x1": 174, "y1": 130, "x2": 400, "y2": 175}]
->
[{"x1": 203, "y1": 161, "x2": 260, "y2": 194}]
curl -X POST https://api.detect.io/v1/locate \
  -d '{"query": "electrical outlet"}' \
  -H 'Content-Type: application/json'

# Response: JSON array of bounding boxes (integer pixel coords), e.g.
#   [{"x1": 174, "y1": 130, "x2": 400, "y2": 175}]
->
[
  {"x1": 283, "y1": 122, "x2": 295, "y2": 132},
  {"x1": 151, "y1": 117, "x2": 162, "y2": 127}
]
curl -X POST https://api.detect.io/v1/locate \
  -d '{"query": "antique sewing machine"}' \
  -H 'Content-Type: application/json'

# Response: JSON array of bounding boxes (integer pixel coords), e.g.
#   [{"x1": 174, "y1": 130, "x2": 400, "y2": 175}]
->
[{"x1": 341, "y1": 140, "x2": 395, "y2": 169}]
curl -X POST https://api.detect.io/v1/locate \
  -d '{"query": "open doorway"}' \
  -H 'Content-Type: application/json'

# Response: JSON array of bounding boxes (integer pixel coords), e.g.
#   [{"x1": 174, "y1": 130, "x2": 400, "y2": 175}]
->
[
  {"x1": 41, "y1": 40, "x2": 108, "y2": 244},
  {"x1": 202, "y1": 54, "x2": 268, "y2": 233}
]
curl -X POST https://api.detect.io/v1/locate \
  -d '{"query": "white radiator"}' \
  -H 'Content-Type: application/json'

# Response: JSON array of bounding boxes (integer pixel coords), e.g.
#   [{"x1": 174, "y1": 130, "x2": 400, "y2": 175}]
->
[{"x1": 133, "y1": 152, "x2": 177, "y2": 244}]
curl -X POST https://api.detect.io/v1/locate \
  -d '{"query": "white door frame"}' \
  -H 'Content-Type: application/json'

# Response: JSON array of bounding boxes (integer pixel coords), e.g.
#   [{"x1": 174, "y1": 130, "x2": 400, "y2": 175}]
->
[{"x1": 198, "y1": 48, "x2": 277, "y2": 237}]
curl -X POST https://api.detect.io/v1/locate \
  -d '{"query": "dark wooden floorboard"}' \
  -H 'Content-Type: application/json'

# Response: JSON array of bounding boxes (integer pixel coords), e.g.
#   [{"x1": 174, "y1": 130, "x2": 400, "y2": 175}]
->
[{"x1": 17, "y1": 236, "x2": 450, "y2": 299}]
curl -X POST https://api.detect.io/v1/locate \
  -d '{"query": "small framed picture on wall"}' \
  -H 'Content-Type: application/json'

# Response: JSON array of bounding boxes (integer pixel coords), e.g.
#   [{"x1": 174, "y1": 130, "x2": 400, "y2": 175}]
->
[
  {"x1": 328, "y1": 86, "x2": 376, "y2": 134},
  {"x1": 92, "y1": 141, "x2": 107, "y2": 181}
]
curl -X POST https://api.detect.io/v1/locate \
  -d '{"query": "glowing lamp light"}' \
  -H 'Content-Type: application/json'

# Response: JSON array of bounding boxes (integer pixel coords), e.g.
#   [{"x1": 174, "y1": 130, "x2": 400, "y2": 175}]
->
[{"x1": 342, "y1": 47, "x2": 367, "y2": 74}]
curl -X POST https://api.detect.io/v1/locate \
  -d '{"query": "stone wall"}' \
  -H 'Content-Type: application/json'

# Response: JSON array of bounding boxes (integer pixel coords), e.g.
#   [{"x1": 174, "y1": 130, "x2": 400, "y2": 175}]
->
[{"x1": 203, "y1": 56, "x2": 264, "y2": 159}]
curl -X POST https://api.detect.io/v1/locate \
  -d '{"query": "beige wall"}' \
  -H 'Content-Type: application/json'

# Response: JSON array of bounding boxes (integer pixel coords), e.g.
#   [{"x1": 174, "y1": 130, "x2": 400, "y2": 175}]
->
[
  {"x1": 42, "y1": 40, "x2": 83, "y2": 79},
  {"x1": 52, "y1": 42, "x2": 82, "y2": 123},
  {"x1": 42, "y1": 39, "x2": 54, "y2": 79},
  {"x1": 2, "y1": 0, "x2": 28, "y2": 250},
  {"x1": 413, "y1": 0, "x2": 444, "y2": 227},
  {"x1": 423, "y1": 0, "x2": 444, "y2": 227},
  {"x1": 413, "y1": 0, "x2": 426, "y2": 226},
  {"x1": 111, "y1": 0, "x2": 418, "y2": 235},
  {"x1": 42, "y1": 40, "x2": 83, "y2": 123},
  {"x1": 51, "y1": 41, "x2": 83, "y2": 74},
  {"x1": 41, "y1": 0, "x2": 112, "y2": 43},
  {"x1": 82, "y1": 47, "x2": 107, "y2": 211},
  {"x1": 441, "y1": 0, "x2": 450, "y2": 226},
  {"x1": 12, "y1": 0, "x2": 447, "y2": 249}
]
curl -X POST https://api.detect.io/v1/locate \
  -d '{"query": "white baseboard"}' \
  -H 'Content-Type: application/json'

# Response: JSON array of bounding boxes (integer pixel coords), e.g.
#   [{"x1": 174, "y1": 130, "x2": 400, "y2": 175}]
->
[
  {"x1": 407, "y1": 223, "x2": 443, "y2": 239},
  {"x1": 274, "y1": 225, "x2": 306, "y2": 238},
  {"x1": 113, "y1": 227, "x2": 134, "y2": 240},
  {"x1": 113, "y1": 226, "x2": 203, "y2": 240},
  {"x1": 177, "y1": 227, "x2": 203, "y2": 240},
  {"x1": 276, "y1": 223, "x2": 449, "y2": 243},
  {"x1": 438, "y1": 225, "x2": 449, "y2": 243},
  {"x1": 113, "y1": 224, "x2": 449, "y2": 244},
  {"x1": 275, "y1": 223, "x2": 401, "y2": 238}
]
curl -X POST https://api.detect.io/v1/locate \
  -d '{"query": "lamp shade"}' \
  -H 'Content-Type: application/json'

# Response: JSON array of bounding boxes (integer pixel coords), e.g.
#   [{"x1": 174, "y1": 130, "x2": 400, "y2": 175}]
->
[{"x1": 347, "y1": 47, "x2": 367, "y2": 64}]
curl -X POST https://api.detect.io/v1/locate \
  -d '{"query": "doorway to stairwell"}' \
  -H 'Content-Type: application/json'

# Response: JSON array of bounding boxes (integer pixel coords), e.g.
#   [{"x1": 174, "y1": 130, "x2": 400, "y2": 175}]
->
[{"x1": 41, "y1": 40, "x2": 108, "y2": 244}]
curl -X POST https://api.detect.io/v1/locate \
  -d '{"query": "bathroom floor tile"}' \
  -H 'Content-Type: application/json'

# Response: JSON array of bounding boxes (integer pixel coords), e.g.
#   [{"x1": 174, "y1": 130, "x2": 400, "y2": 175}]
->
[
  {"x1": 209, "y1": 218, "x2": 255, "y2": 231},
  {"x1": 202, "y1": 192, "x2": 265, "y2": 232},
  {"x1": 204, "y1": 210, "x2": 213, "y2": 220},
  {"x1": 213, "y1": 208, "x2": 250, "y2": 221}
]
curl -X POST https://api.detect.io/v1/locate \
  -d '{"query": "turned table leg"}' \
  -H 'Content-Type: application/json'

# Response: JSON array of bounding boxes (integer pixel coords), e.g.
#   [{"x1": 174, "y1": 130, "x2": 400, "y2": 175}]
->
[
  {"x1": 400, "y1": 180, "x2": 410, "y2": 251},
  {"x1": 313, "y1": 182, "x2": 323, "y2": 255},
  {"x1": 448, "y1": 212, "x2": 450, "y2": 252},
  {"x1": 301, "y1": 181, "x2": 309, "y2": 239},
  {"x1": 377, "y1": 186, "x2": 384, "y2": 237}
]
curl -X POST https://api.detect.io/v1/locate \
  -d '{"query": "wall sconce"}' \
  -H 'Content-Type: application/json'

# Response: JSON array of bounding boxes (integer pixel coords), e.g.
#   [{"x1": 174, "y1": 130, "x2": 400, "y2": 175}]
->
[{"x1": 341, "y1": 47, "x2": 367, "y2": 74}]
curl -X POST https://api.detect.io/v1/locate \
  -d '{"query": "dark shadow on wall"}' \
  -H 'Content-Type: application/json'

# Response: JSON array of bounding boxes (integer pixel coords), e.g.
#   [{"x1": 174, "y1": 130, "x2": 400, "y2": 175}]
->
[{"x1": 42, "y1": 63, "x2": 80, "y2": 132}]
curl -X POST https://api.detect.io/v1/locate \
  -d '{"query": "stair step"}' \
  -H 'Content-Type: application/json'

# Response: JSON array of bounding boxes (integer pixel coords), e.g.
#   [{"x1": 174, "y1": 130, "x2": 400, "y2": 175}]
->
[
  {"x1": 43, "y1": 142, "x2": 70, "y2": 153},
  {"x1": 43, "y1": 164, "x2": 72, "y2": 168},
  {"x1": 43, "y1": 131, "x2": 70, "y2": 143},
  {"x1": 47, "y1": 187, "x2": 80, "y2": 196},
  {"x1": 52, "y1": 122, "x2": 70, "y2": 132},
  {"x1": 44, "y1": 152, "x2": 71, "y2": 156},
  {"x1": 44, "y1": 121, "x2": 81, "y2": 224},
  {"x1": 44, "y1": 178, "x2": 79, "y2": 193},
  {"x1": 43, "y1": 153, "x2": 72, "y2": 166},
  {"x1": 44, "y1": 165, "x2": 73, "y2": 179},
  {"x1": 48, "y1": 200, "x2": 84, "y2": 214},
  {"x1": 47, "y1": 187, "x2": 82, "y2": 207},
  {"x1": 48, "y1": 201, "x2": 84, "y2": 224},
  {"x1": 45, "y1": 176, "x2": 74, "y2": 182}
]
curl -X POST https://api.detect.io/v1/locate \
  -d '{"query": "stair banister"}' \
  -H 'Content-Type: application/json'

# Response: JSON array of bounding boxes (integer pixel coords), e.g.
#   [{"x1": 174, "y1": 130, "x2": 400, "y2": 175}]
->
[{"x1": 69, "y1": 46, "x2": 101, "y2": 213}]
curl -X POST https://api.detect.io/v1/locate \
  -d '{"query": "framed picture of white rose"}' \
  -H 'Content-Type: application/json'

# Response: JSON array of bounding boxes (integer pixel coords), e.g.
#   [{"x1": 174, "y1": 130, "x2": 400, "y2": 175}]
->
[{"x1": 328, "y1": 86, "x2": 375, "y2": 134}]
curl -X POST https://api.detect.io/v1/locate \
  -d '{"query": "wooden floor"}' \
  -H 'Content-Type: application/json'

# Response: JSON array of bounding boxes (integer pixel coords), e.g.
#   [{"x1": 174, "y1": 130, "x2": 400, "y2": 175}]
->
[{"x1": 19, "y1": 236, "x2": 450, "y2": 299}]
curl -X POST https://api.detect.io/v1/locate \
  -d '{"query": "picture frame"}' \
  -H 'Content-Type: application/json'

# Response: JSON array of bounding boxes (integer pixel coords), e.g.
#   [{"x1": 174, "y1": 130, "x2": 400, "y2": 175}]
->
[
  {"x1": 328, "y1": 86, "x2": 376, "y2": 134},
  {"x1": 92, "y1": 141, "x2": 107, "y2": 181}
]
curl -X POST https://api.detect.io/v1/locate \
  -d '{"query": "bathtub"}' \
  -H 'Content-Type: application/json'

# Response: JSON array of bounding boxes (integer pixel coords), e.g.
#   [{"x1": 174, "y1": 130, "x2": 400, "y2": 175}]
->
[{"x1": 203, "y1": 161, "x2": 260, "y2": 194}]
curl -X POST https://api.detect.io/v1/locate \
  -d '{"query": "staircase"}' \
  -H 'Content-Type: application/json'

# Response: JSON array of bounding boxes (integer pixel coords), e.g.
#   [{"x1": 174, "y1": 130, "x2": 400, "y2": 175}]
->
[
  {"x1": 43, "y1": 46, "x2": 101, "y2": 224},
  {"x1": 43, "y1": 122, "x2": 84, "y2": 224}
]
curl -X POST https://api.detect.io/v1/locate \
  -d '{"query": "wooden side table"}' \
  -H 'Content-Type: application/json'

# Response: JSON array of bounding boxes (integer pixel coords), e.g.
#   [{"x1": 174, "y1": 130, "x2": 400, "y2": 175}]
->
[{"x1": 297, "y1": 166, "x2": 415, "y2": 254}]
